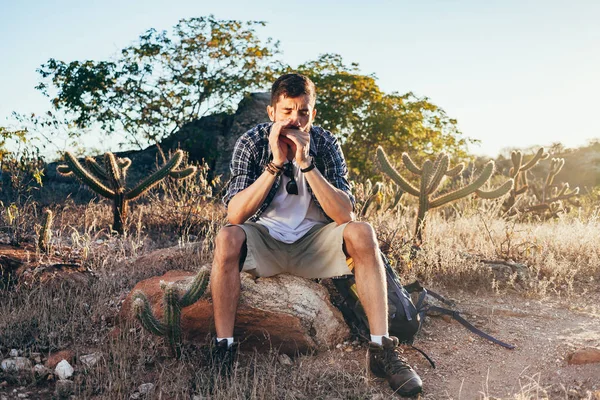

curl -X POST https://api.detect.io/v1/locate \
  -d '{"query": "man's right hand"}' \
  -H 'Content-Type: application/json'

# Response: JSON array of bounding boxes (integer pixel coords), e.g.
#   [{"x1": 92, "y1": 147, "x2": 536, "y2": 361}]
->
[{"x1": 269, "y1": 118, "x2": 293, "y2": 166}]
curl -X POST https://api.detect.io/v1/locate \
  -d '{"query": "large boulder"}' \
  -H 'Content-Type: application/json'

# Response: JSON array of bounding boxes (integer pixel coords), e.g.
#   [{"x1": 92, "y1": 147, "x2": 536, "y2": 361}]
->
[{"x1": 119, "y1": 267, "x2": 350, "y2": 355}]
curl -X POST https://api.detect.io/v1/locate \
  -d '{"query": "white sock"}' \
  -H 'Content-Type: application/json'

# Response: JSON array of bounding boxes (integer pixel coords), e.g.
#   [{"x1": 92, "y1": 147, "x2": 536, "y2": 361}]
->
[
  {"x1": 370, "y1": 334, "x2": 389, "y2": 345},
  {"x1": 216, "y1": 337, "x2": 234, "y2": 347}
]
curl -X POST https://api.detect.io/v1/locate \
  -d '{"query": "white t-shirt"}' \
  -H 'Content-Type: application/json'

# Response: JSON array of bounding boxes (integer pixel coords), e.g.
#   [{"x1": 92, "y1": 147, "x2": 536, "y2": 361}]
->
[{"x1": 257, "y1": 159, "x2": 328, "y2": 243}]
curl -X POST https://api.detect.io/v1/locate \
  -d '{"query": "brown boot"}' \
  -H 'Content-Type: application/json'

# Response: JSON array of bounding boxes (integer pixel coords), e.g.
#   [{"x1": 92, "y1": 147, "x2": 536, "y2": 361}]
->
[{"x1": 368, "y1": 336, "x2": 423, "y2": 397}]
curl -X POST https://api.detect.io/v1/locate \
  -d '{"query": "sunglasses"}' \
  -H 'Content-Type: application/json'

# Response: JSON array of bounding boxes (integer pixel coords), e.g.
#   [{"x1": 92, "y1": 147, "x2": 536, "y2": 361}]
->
[{"x1": 283, "y1": 163, "x2": 298, "y2": 195}]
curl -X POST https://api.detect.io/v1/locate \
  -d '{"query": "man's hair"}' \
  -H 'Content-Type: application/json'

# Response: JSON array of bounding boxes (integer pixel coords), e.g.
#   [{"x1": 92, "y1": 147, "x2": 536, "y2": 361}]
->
[{"x1": 270, "y1": 73, "x2": 316, "y2": 106}]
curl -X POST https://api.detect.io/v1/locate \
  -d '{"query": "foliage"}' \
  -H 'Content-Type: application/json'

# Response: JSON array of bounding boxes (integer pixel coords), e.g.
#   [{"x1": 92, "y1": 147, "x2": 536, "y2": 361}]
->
[
  {"x1": 376, "y1": 146, "x2": 513, "y2": 248},
  {"x1": 132, "y1": 268, "x2": 209, "y2": 358},
  {"x1": 296, "y1": 54, "x2": 475, "y2": 177},
  {"x1": 0, "y1": 129, "x2": 45, "y2": 245},
  {"x1": 57, "y1": 150, "x2": 197, "y2": 234},
  {"x1": 37, "y1": 16, "x2": 281, "y2": 147}
]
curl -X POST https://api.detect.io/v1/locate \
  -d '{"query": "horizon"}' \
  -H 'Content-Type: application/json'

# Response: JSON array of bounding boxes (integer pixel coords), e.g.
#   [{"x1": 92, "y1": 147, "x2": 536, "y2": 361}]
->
[{"x1": 1, "y1": 0, "x2": 599, "y2": 159}]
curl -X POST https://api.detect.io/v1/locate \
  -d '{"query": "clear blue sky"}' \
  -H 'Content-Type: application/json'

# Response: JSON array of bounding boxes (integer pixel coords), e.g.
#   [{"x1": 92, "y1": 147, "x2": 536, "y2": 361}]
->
[{"x1": 1, "y1": 0, "x2": 599, "y2": 157}]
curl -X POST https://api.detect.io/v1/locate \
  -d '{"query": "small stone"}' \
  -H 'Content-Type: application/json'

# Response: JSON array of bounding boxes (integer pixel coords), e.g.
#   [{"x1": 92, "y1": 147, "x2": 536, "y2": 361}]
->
[
  {"x1": 54, "y1": 379, "x2": 74, "y2": 399},
  {"x1": 79, "y1": 353, "x2": 102, "y2": 369},
  {"x1": 33, "y1": 364, "x2": 49, "y2": 378},
  {"x1": 9, "y1": 349, "x2": 19, "y2": 357},
  {"x1": 17, "y1": 394, "x2": 28, "y2": 398},
  {"x1": 138, "y1": 383, "x2": 154, "y2": 394},
  {"x1": 278, "y1": 354, "x2": 292, "y2": 366},
  {"x1": 1, "y1": 357, "x2": 33, "y2": 372},
  {"x1": 130, "y1": 393, "x2": 141, "y2": 400},
  {"x1": 55, "y1": 360, "x2": 74, "y2": 380},
  {"x1": 0, "y1": 381, "x2": 7, "y2": 388},
  {"x1": 47, "y1": 350, "x2": 75, "y2": 369}
]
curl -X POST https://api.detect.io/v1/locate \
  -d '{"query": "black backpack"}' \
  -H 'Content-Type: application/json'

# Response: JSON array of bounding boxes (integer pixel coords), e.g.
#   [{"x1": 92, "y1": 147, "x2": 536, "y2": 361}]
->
[{"x1": 331, "y1": 251, "x2": 514, "y2": 364}]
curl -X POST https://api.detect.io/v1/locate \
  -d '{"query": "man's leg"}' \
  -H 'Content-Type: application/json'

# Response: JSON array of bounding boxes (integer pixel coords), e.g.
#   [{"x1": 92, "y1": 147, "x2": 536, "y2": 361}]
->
[
  {"x1": 211, "y1": 225, "x2": 246, "y2": 340},
  {"x1": 342, "y1": 221, "x2": 388, "y2": 335},
  {"x1": 343, "y1": 221, "x2": 423, "y2": 397}
]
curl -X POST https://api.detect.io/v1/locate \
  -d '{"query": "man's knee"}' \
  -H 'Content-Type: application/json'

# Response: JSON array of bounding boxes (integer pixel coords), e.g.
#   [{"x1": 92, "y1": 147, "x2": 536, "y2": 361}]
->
[
  {"x1": 343, "y1": 221, "x2": 378, "y2": 253},
  {"x1": 214, "y1": 226, "x2": 246, "y2": 267}
]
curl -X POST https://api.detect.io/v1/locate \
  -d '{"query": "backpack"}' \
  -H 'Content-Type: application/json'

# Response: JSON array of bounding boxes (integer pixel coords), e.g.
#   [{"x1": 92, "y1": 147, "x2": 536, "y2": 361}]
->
[{"x1": 331, "y1": 251, "x2": 514, "y2": 365}]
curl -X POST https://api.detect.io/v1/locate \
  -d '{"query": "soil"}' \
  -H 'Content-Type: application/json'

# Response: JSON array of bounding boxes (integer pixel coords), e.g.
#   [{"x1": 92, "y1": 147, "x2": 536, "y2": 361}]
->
[{"x1": 326, "y1": 288, "x2": 600, "y2": 399}]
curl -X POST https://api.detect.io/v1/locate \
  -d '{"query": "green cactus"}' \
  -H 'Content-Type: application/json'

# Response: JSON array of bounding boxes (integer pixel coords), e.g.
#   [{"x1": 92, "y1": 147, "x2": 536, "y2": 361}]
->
[
  {"x1": 132, "y1": 268, "x2": 209, "y2": 358},
  {"x1": 38, "y1": 209, "x2": 53, "y2": 253},
  {"x1": 57, "y1": 150, "x2": 197, "y2": 234},
  {"x1": 527, "y1": 157, "x2": 579, "y2": 218},
  {"x1": 376, "y1": 147, "x2": 513, "y2": 246},
  {"x1": 503, "y1": 148, "x2": 549, "y2": 212}
]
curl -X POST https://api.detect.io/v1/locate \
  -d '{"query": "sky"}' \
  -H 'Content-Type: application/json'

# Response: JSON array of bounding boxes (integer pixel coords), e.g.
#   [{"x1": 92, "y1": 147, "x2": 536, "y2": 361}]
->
[{"x1": 1, "y1": 0, "x2": 599, "y2": 158}]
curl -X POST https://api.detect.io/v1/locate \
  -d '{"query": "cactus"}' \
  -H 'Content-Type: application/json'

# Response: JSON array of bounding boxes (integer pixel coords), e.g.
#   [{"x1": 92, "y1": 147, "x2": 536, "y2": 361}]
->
[
  {"x1": 503, "y1": 148, "x2": 549, "y2": 212},
  {"x1": 38, "y1": 209, "x2": 53, "y2": 253},
  {"x1": 376, "y1": 147, "x2": 513, "y2": 246},
  {"x1": 132, "y1": 268, "x2": 209, "y2": 358},
  {"x1": 526, "y1": 158, "x2": 579, "y2": 218},
  {"x1": 57, "y1": 150, "x2": 197, "y2": 234}
]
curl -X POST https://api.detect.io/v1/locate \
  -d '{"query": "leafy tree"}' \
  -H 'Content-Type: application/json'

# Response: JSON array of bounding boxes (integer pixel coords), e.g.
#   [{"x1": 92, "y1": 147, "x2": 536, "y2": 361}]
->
[
  {"x1": 37, "y1": 16, "x2": 281, "y2": 147},
  {"x1": 297, "y1": 54, "x2": 475, "y2": 178}
]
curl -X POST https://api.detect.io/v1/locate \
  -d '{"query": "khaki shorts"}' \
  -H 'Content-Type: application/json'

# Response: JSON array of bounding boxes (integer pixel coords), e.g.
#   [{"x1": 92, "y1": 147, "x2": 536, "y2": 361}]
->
[{"x1": 231, "y1": 221, "x2": 353, "y2": 279}]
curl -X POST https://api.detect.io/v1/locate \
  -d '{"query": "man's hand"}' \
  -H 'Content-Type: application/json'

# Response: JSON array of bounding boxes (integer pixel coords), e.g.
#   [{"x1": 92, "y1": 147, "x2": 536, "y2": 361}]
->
[
  {"x1": 268, "y1": 119, "x2": 294, "y2": 166},
  {"x1": 280, "y1": 127, "x2": 311, "y2": 168}
]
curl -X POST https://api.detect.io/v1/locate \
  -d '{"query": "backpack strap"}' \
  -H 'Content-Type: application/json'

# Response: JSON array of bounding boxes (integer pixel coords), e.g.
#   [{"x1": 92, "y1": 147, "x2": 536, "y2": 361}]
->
[
  {"x1": 426, "y1": 305, "x2": 515, "y2": 350},
  {"x1": 380, "y1": 252, "x2": 416, "y2": 322},
  {"x1": 407, "y1": 344, "x2": 436, "y2": 369},
  {"x1": 404, "y1": 280, "x2": 455, "y2": 306}
]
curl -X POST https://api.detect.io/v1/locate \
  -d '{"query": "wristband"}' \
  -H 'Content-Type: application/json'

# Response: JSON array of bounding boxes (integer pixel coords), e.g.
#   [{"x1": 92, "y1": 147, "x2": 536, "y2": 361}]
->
[
  {"x1": 265, "y1": 162, "x2": 283, "y2": 176},
  {"x1": 300, "y1": 158, "x2": 316, "y2": 173}
]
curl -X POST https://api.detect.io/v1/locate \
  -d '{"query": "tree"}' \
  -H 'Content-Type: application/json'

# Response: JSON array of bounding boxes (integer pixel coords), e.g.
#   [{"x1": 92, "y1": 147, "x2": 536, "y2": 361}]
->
[
  {"x1": 297, "y1": 54, "x2": 475, "y2": 178},
  {"x1": 37, "y1": 16, "x2": 281, "y2": 147}
]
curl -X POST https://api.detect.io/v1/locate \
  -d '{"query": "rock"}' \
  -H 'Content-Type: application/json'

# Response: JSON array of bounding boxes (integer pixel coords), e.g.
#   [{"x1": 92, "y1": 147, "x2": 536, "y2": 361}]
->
[
  {"x1": 55, "y1": 360, "x2": 74, "y2": 380},
  {"x1": 138, "y1": 383, "x2": 155, "y2": 394},
  {"x1": 47, "y1": 350, "x2": 75, "y2": 369},
  {"x1": 1, "y1": 357, "x2": 32, "y2": 372},
  {"x1": 54, "y1": 379, "x2": 74, "y2": 399},
  {"x1": 33, "y1": 364, "x2": 49, "y2": 378},
  {"x1": 566, "y1": 347, "x2": 600, "y2": 365},
  {"x1": 119, "y1": 267, "x2": 350, "y2": 355},
  {"x1": 9, "y1": 349, "x2": 18, "y2": 357},
  {"x1": 79, "y1": 353, "x2": 102, "y2": 369}
]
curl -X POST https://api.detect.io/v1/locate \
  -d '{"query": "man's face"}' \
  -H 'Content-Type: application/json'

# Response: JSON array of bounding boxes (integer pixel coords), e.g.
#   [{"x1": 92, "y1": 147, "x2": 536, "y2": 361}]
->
[{"x1": 267, "y1": 94, "x2": 317, "y2": 132}]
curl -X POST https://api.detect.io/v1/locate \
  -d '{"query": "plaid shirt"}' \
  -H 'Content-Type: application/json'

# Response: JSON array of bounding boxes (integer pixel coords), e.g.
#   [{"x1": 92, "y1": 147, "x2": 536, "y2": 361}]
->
[{"x1": 223, "y1": 122, "x2": 355, "y2": 222}]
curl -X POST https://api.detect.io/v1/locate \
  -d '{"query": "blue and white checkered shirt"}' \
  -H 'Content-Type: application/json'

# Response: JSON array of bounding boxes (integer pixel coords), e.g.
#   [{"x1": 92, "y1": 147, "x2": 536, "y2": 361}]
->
[{"x1": 223, "y1": 122, "x2": 355, "y2": 222}]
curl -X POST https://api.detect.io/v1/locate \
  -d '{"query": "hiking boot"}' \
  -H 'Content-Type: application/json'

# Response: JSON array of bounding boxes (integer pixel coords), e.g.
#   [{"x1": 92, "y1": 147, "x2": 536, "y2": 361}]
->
[
  {"x1": 368, "y1": 336, "x2": 423, "y2": 397},
  {"x1": 210, "y1": 339, "x2": 238, "y2": 375}
]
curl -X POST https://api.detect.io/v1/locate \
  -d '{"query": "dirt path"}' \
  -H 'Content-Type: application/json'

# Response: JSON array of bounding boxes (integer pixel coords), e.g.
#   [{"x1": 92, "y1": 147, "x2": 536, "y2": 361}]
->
[{"x1": 399, "y1": 290, "x2": 600, "y2": 399}]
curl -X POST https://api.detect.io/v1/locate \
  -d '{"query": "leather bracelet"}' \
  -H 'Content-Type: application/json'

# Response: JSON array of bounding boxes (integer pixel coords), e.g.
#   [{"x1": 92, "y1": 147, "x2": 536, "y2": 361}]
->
[
  {"x1": 265, "y1": 162, "x2": 283, "y2": 176},
  {"x1": 300, "y1": 158, "x2": 316, "y2": 173}
]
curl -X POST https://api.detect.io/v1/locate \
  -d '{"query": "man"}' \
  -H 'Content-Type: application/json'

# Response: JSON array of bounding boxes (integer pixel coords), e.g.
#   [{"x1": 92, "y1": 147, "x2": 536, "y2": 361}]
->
[{"x1": 211, "y1": 73, "x2": 423, "y2": 397}]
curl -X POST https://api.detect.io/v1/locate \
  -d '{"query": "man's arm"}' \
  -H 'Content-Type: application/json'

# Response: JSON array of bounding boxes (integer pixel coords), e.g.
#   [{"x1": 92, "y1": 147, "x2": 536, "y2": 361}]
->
[
  {"x1": 282, "y1": 128, "x2": 354, "y2": 225},
  {"x1": 227, "y1": 171, "x2": 277, "y2": 224},
  {"x1": 226, "y1": 120, "x2": 292, "y2": 224},
  {"x1": 301, "y1": 165, "x2": 354, "y2": 224}
]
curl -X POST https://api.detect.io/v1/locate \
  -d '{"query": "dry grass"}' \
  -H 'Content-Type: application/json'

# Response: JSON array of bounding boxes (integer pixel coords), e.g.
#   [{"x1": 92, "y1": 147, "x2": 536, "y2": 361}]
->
[{"x1": 1, "y1": 175, "x2": 599, "y2": 399}]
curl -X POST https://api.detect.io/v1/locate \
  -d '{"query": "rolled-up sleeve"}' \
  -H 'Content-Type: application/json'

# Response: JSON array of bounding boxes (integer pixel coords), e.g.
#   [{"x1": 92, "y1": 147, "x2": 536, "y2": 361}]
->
[{"x1": 222, "y1": 135, "x2": 257, "y2": 207}]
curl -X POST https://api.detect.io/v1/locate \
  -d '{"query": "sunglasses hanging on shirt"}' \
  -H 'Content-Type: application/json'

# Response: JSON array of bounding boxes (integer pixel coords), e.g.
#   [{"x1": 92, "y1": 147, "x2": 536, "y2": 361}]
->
[{"x1": 283, "y1": 162, "x2": 298, "y2": 195}]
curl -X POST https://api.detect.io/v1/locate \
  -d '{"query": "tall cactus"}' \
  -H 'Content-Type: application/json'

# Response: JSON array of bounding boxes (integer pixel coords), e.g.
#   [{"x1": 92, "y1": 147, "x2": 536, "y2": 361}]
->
[
  {"x1": 38, "y1": 209, "x2": 53, "y2": 253},
  {"x1": 57, "y1": 150, "x2": 197, "y2": 234},
  {"x1": 503, "y1": 148, "x2": 549, "y2": 212},
  {"x1": 132, "y1": 268, "x2": 209, "y2": 358},
  {"x1": 376, "y1": 147, "x2": 513, "y2": 246}
]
